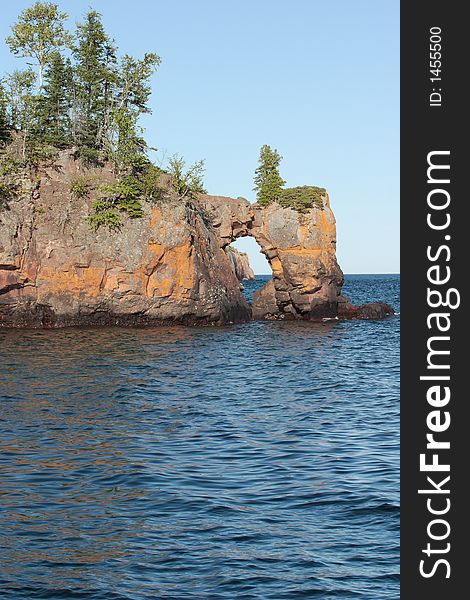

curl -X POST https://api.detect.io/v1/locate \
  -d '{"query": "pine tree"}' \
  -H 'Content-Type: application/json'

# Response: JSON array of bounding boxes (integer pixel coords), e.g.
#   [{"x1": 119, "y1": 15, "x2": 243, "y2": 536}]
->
[
  {"x1": 0, "y1": 83, "x2": 10, "y2": 147},
  {"x1": 36, "y1": 52, "x2": 73, "y2": 146},
  {"x1": 253, "y1": 145, "x2": 285, "y2": 206},
  {"x1": 107, "y1": 52, "x2": 160, "y2": 173},
  {"x1": 73, "y1": 10, "x2": 117, "y2": 153}
]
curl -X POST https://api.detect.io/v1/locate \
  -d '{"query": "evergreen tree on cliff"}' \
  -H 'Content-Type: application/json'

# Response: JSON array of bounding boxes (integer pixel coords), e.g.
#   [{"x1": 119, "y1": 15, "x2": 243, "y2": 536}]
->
[
  {"x1": 2, "y1": 2, "x2": 161, "y2": 171},
  {"x1": 73, "y1": 10, "x2": 117, "y2": 156},
  {"x1": 36, "y1": 52, "x2": 73, "y2": 147},
  {"x1": 0, "y1": 84, "x2": 10, "y2": 147},
  {"x1": 109, "y1": 52, "x2": 161, "y2": 174},
  {"x1": 253, "y1": 144, "x2": 285, "y2": 206}
]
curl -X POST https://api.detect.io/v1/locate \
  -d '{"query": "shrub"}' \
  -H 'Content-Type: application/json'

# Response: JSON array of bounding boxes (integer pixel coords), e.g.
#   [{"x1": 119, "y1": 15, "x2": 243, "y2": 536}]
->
[
  {"x1": 0, "y1": 181, "x2": 14, "y2": 209},
  {"x1": 22, "y1": 141, "x2": 58, "y2": 168},
  {"x1": 87, "y1": 207, "x2": 121, "y2": 231},
  {"x1": 69, "y1": 176, "x2": 91, "y2": 199},
  {"x1": 79, "y1": 146, "x2": 103, "y2": 167},
  {"x1": 140, "y1": 163, "x2": 163, "y2": 203},
  {"x1": 168, "y1": 154, "x2": 206, "y2": 198},
  {"x1": 88, "y1": 179, "x2": 145, "y2": 231},
  {"x1": 99, "y1": 180, "x2": 144, "y2": 217},
  {"x1": 279, "y1": 186, "x2": 326, "y2": 213},
  {"x1": 0, "y1": 156, "x2": 21, "y2": 177}
]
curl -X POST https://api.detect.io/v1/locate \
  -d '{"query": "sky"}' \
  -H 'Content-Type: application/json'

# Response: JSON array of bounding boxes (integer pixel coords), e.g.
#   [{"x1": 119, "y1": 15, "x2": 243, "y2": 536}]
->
[{"x1": 0, "y1": 0, "x2": 399, "y2": 274}]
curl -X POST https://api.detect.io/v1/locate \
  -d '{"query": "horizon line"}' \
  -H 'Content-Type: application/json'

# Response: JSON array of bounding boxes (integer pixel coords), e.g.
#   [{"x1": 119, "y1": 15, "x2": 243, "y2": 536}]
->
[{"x1": 252, "y1": 272, "x2": 400, "y2": 276}]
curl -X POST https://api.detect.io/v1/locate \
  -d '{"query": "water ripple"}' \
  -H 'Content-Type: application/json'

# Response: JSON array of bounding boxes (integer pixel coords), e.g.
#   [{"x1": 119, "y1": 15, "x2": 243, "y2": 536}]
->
[{"x1": 0, "y1": 275, "x2": 399, "y2": 599}]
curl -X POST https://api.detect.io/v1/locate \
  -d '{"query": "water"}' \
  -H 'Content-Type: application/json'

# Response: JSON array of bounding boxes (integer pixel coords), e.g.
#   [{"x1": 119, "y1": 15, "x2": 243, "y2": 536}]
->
[
  {"x1": 241, "y1": 276, "x2": 271, "y2": 304},
  {"x1": 0, "y1": 275, "x2": 399, "y2": 600}
]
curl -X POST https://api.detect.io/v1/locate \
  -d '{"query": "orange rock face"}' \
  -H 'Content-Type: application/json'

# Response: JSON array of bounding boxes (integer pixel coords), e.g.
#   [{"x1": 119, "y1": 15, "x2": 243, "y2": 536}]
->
[
  {"x1": 1, "y1": 152, "x2": 350, "y2": 327},
  {"x1": 0, "y1": 154, "x2": 250, "y2": 327}
]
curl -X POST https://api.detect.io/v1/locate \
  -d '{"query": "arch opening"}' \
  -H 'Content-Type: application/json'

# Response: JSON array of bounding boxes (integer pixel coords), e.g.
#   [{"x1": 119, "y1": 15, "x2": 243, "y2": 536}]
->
[
  {"x1": 226, "y1": 236, "x2": 272, "y2": 305},
  {"x1": 231, "y1": 236, "x2": 270, "y2": 275}
]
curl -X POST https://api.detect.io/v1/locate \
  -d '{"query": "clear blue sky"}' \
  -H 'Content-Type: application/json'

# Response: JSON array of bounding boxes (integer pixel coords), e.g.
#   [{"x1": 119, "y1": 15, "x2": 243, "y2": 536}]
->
[{"x1": 0, "y1": 0, "x2": 399, "y2": 274}]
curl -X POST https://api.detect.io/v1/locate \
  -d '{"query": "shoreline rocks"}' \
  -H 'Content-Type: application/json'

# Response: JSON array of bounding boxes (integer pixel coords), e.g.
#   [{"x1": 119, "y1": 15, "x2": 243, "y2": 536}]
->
[
  {"x1": 337, "y1": 299, "x2": 395, "y2": 320},
  {"x1": 252, "y1": 282, "x2": 394, "y2": 322},
  {"x1": 0, "y1": 152, "x2": 394, "y2": 328}
]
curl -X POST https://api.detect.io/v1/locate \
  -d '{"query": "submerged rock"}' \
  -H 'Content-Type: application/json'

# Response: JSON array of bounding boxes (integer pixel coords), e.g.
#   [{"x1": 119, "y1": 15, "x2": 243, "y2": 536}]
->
[{"x1": 337, "y1": 300, "x2": 395, "y2": 320}]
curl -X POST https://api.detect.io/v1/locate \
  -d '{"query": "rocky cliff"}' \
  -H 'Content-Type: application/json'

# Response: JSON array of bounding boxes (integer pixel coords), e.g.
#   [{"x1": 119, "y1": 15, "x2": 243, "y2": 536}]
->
[
  {"x1": 0, "y1": 152, "x2": 250, "y2": 327},
  {"x1": 225, "y1": 247, "x2": 255, "y2": 282},
  {"x1": 0, "y1": 151, "x2": 391, "y2": 328}
]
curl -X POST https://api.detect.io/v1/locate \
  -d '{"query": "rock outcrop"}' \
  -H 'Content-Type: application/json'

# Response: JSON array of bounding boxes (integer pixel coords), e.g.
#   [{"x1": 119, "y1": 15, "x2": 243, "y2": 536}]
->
[
  {"x1": 199, "y1": 193, "x2": 344, "y2": 319},
  {"x1": 0, "y1": 153, "x2": 250, "y2": 327},
  {"x1": 0, "y1": 151, "x2": 393, "y2": 327},
  {"x1": 225, "y1": 247, "x2": 255, "y2": 281},
  {"x1": 251, "y1": 279, "x2": 279, "y2": 320},
  {"x1": 337, "y1": 296, "x2": 395, "y2": 320}
]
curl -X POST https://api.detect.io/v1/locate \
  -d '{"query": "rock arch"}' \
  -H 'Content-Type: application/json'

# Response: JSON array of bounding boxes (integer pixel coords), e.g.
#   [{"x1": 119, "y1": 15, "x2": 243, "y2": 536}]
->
[
  {"x1": 0, "y1": 150, "x2": 393, "y2": 328},
  {"x1": 199, "y1": 194, "x2": 344, "y2": 319}
]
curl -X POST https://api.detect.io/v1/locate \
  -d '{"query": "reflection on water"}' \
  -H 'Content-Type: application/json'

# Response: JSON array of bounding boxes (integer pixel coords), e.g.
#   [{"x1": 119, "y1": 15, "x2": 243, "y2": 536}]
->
[{"x1": 0, "y1": 275, "x2": 399, "y2": 599}]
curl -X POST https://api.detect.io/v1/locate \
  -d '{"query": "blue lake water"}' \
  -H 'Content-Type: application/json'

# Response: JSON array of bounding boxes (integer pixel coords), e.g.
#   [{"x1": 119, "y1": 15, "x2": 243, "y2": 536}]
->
[{"x1": 0, "y1": 275, "x2": 399, "y2": 599}]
